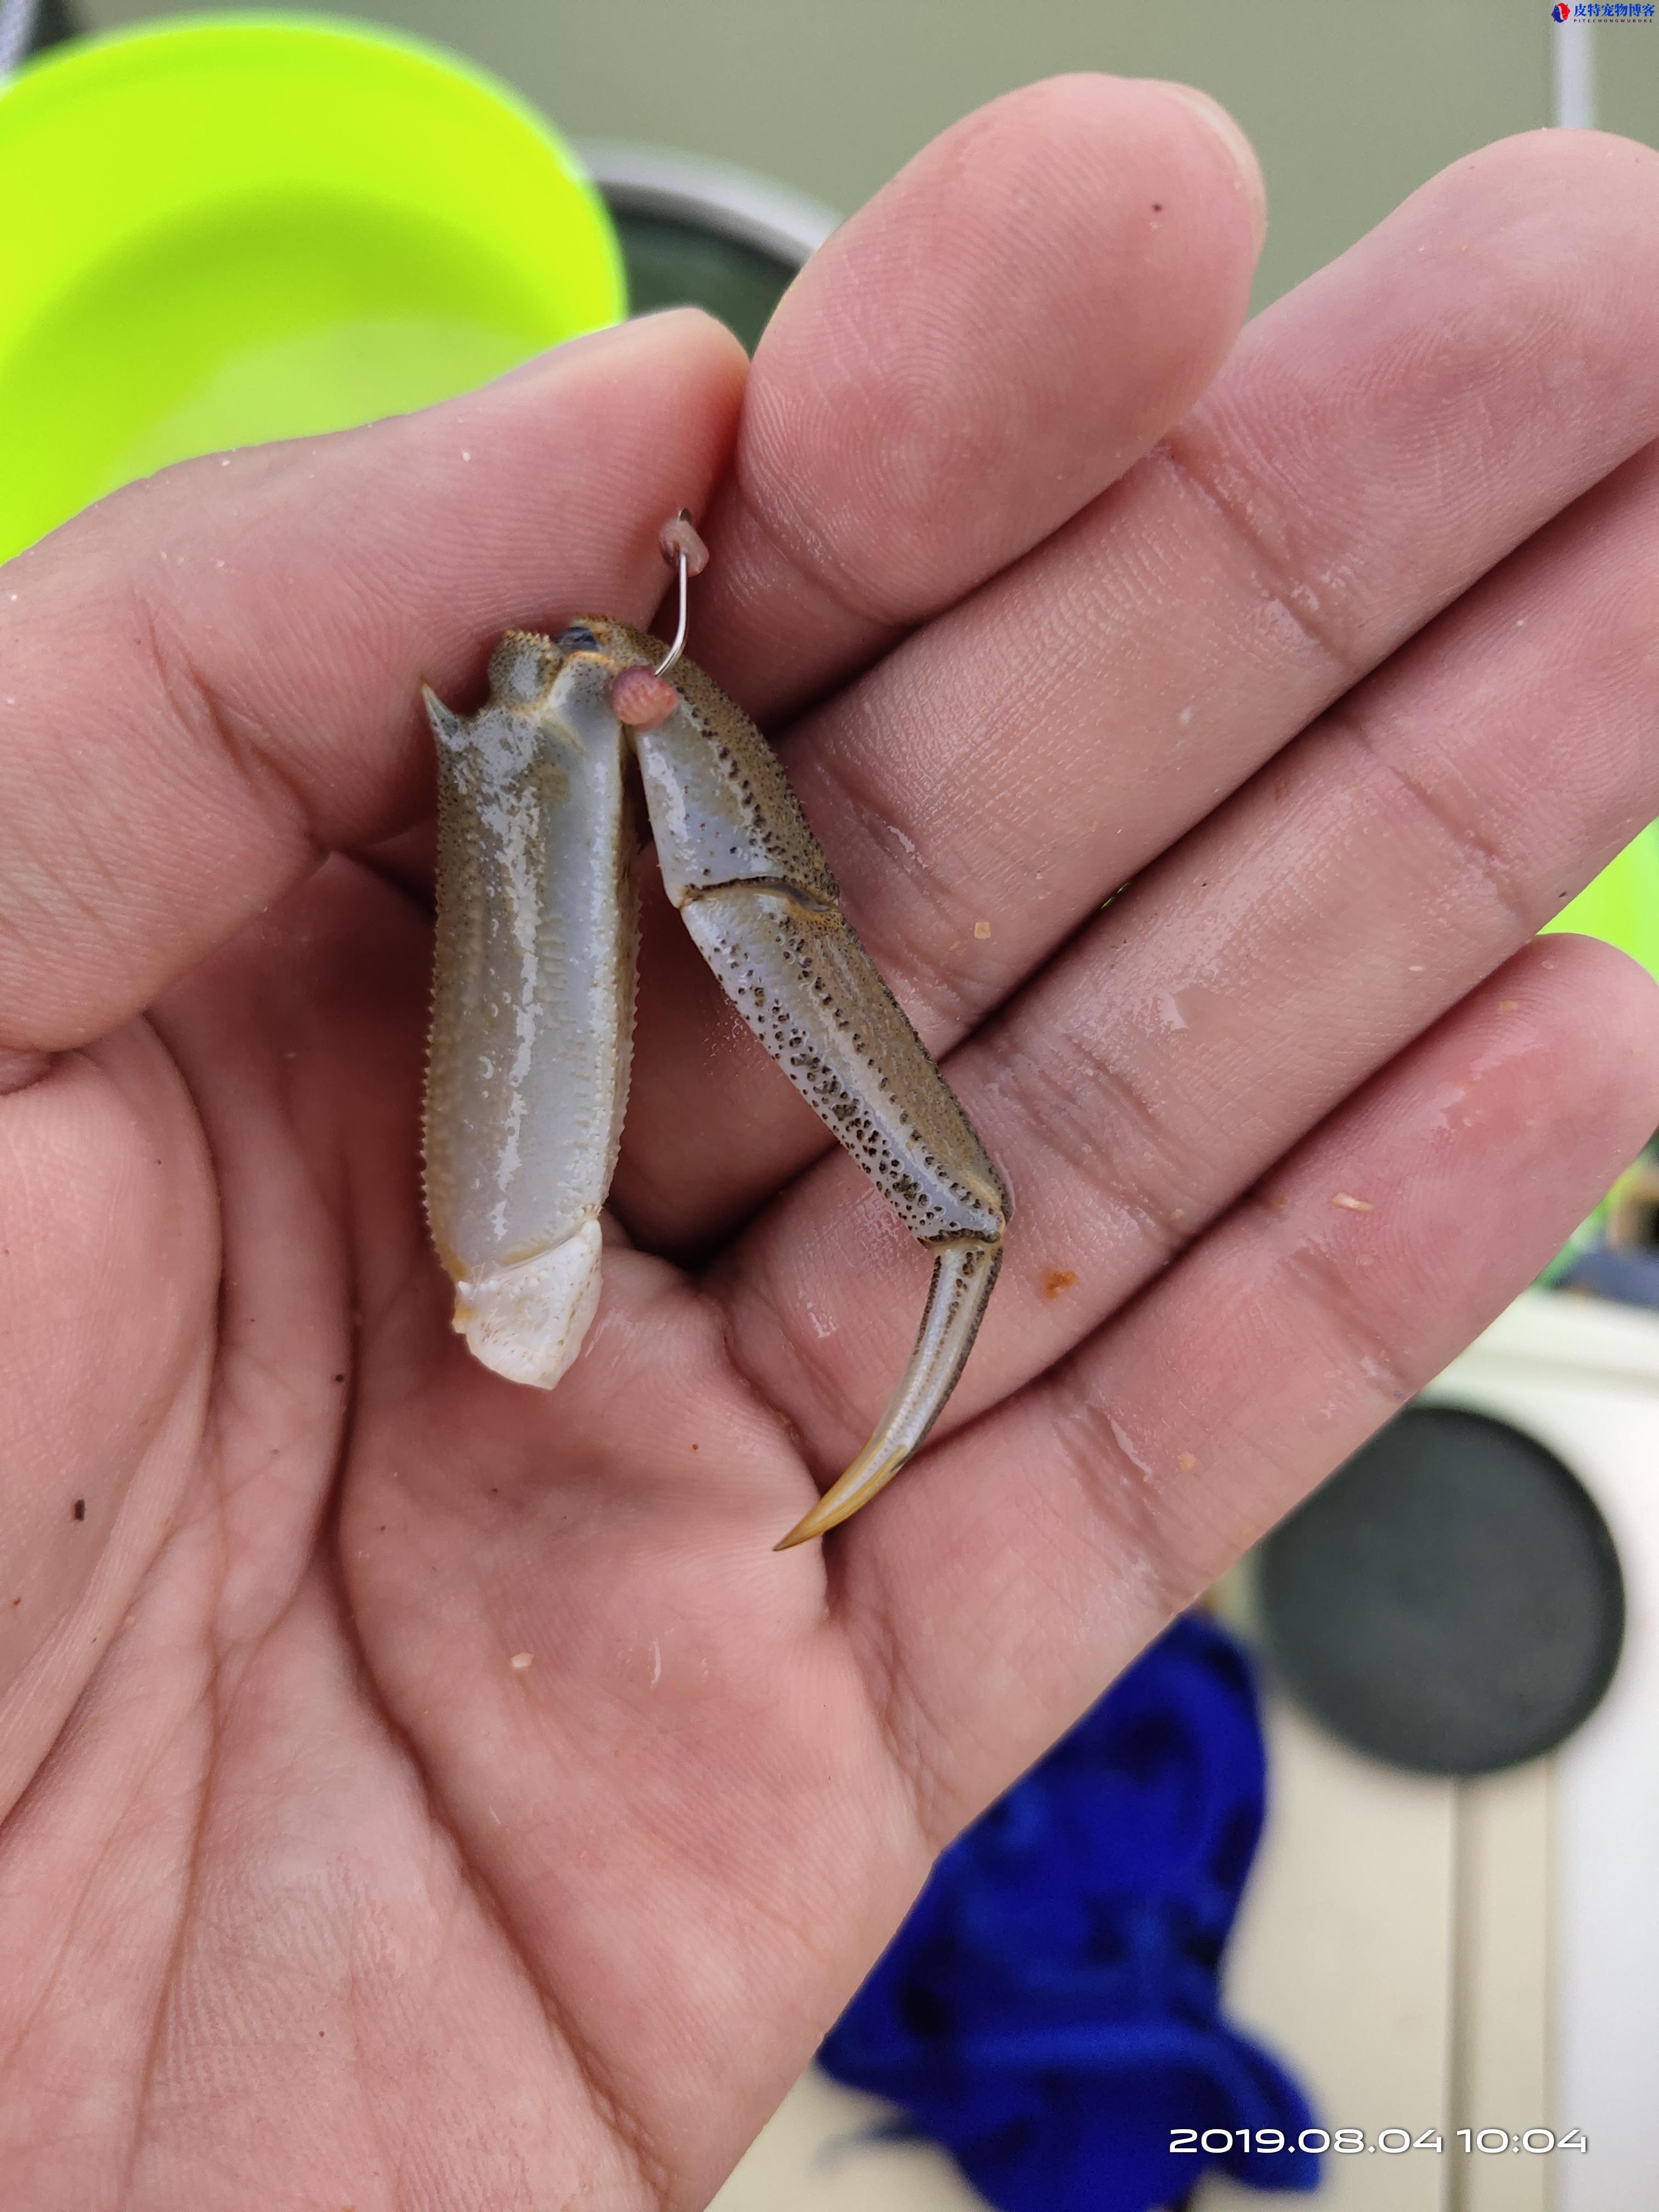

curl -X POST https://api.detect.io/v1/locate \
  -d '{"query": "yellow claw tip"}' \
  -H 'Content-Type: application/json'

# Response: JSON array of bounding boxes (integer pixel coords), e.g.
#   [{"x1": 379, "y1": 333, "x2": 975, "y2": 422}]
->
[
  {"x1": 773, "y1": 1498, "x2": 843, "y2": 1550},
  {"x1": 772, "y1": 1446, "x2": 912, "y2": 1552},
  {"x1": 770, "y1": 1495, "x2": 849, "y2": 1548}
]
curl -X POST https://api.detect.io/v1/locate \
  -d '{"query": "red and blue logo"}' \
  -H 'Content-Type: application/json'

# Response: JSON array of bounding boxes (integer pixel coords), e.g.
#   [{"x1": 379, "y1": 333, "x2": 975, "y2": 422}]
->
[{"x1": 1553, "y1": 2, "x2": 1572, "y2": 16}]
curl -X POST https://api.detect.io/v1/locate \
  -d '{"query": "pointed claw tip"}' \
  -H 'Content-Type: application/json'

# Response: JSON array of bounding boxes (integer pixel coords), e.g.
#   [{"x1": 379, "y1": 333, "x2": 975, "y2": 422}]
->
[
  {"x1": 773, "y1": 1518, "x2": 823, "y2": 1552},
  {"x1": 774, "y1": 1476, "x2": 884, "y2": 1551},
  {"x1": 422, "y1": 683, "x2": 466, "y2": 749},
  {"x1": 773, "y1": 1441, "x2": 918, "y2": 1551}
]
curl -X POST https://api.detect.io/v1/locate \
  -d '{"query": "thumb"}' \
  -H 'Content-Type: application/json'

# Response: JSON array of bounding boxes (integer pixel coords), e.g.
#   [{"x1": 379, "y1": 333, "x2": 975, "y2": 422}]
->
[{"x1": 0, "y1": 308, "x2": 747, "y2": 1054}]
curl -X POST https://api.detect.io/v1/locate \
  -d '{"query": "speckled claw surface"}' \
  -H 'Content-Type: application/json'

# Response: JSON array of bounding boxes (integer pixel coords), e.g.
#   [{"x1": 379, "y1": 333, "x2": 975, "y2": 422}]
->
[{"x1": 423, "y1": 617, "x2": 1008, "y2": 1544}]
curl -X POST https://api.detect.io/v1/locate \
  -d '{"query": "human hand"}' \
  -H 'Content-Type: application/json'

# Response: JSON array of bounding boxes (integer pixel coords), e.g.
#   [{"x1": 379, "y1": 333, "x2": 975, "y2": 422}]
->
[{"x1": 3, "y1": 76, "x2": 1657, "y2": 2210}]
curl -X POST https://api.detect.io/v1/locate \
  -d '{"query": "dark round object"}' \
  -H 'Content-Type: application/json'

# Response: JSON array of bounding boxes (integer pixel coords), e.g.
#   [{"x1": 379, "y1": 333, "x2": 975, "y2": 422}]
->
[
  {"x1": 608, "y1": 211, "x2": 799, "y2": 356},
  {"x1": 32, "y1": 0, "x2": 77, "y2": 54},
  {"x1": 583, "y1": 146, "x2": 835, "y2": 356},
  {"x1": 1259, "y1": 1406, "x2": 1624, "y2": 1775}
]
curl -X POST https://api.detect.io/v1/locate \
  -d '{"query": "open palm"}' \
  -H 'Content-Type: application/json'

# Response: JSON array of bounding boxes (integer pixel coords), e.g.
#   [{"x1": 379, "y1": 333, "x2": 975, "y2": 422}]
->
[{"x1": 4, "y1": 78, "x2": 1658, "y2": 2211}]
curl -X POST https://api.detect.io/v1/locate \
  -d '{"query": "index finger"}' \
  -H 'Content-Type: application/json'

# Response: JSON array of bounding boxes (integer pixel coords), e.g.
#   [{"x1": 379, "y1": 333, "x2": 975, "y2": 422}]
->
[
  {"x1": 0, "y1": 309, "x2": 748, "y2": 1053},
  {"x1": 684, "y1": 72, "x2": 1265, "y2": 721}
]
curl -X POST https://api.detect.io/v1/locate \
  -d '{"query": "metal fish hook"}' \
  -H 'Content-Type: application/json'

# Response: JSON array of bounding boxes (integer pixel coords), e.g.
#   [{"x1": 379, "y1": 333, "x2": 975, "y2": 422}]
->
[{"x1": 652, "y1": 510, "x2": 709, "y2": 676}]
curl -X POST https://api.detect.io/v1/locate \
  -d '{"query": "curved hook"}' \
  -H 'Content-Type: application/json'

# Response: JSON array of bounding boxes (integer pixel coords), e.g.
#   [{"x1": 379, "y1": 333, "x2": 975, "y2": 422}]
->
[{"x1": 652, "y1": 511, "x2": 709, "y2": 677}]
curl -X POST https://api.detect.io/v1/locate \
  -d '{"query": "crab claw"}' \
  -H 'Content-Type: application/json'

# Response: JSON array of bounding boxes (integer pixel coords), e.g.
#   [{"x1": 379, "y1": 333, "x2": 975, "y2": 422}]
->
[
  {"x1": 773, "y1": 1239, "x2": 1003, "y2": 1548},
  {"x1": 423, "y1": 614, "x2": 1008, "y2": 1543}
]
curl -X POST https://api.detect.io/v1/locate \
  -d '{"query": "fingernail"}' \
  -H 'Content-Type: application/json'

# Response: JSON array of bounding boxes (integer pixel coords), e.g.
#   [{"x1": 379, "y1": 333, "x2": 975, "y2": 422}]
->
[{"x1": 1156, "y1": 83, "x2": 1267, "y2": 253}]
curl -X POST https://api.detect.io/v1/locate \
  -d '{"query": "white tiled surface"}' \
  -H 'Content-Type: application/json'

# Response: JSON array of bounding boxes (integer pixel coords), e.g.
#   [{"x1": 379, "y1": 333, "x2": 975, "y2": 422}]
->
[
  {"x1": 1196, "y1": 1693, "x2": 1459, "y2": 2212},
  {"x1": 1423, "y1": 1297, "x2": 1659, "y2": 2212},
  {"x1": 710, "y1": 2068, "x2": 991, "y2": 2212},
  {"x1": 710, "y1": 1299, "x2": 1659, "y2": 2212}
]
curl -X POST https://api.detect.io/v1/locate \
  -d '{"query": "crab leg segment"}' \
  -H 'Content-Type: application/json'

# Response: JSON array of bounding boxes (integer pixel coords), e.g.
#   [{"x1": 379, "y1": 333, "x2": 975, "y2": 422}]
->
[
  {"x1": 423, "y1": 617, "x2": 1009, "y2": 1543},
  {"x1": 621, "y1": 629, "x2": 1010, "y2": 1546},
  {"x1": 423, "y1": 632, "x2": 637, "y2": 1389}
]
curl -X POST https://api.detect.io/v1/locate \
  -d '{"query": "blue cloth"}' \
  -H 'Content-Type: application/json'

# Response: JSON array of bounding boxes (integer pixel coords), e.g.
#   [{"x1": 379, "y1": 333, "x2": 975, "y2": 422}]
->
[
  {"x1": 819, "y1": 1616, "x2": 1317, "y2": 2210},
  {"x1": 1555, "y1": 1245, "x2": 1659, "y2": 1311}
]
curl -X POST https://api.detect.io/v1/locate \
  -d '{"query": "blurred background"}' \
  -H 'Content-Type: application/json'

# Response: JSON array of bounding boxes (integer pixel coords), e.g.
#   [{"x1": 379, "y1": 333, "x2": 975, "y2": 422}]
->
[
  {"x1": 58, "y1": 0, "x2": 1659, "y2": 311},
  {"x1": 4, "y1": 6, "x2": 1658, "y2": 2210}
]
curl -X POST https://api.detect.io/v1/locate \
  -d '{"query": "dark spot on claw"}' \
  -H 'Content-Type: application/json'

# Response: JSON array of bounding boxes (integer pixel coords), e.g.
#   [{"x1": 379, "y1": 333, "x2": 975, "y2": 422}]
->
[{"x1": 73, "y1": 1498, "x2": 86, "y2": 1521}]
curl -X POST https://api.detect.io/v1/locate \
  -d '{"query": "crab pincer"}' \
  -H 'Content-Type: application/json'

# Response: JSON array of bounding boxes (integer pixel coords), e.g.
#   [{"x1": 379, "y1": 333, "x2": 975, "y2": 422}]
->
[{"x1": 422, "y1": 518, "x2": 1008, "y2": 1546}]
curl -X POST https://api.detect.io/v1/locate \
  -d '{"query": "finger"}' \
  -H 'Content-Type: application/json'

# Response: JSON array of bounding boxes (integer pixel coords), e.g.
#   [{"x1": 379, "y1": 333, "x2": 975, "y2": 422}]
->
[
  {"x1": 0, "y1": 310, "x2": 748, "y2": 1053},
  {"x1": 685, "y1": 73, "x2": 1264, "y2": 720},
  {"x1": 843, "y1": 939, "x2": 1659, "y2": 1841},
  {"x1": 344, "y1": 77, "x2": 1260, "y2": 926},
  {"x1": 719, "y1": 430, "x2": 1659, "y2": 1469},
  {"x1": 606, "y1": 76, "x2": 1262, "y2": 1248},
  {"x1": 612, "y1": 128, "x2": 1659, "y2": 1254}
]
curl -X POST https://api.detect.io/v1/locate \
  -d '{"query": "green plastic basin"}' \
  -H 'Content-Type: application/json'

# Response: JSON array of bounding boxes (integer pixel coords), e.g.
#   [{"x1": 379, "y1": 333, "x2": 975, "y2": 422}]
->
[{"x1": 0, "y1": 12, "x2": 625, "y2": 562}]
